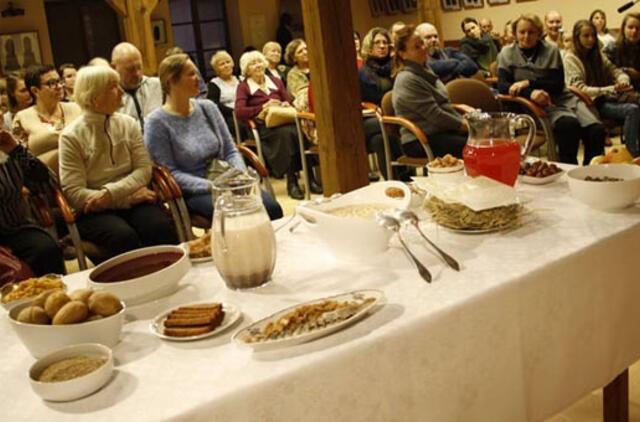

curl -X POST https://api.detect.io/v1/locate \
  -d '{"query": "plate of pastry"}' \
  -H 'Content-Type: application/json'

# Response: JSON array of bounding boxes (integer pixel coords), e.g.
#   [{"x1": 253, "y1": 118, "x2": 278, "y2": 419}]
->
[
  {"x1": 232, "y1": 289, "x2": 384, "y2": 351},
  {"x1": 150, "y1": 302, "x2": 241, "y2": 341},
  {"x1": 182, "y1": 233, "x2": 213, "y2": 263}
]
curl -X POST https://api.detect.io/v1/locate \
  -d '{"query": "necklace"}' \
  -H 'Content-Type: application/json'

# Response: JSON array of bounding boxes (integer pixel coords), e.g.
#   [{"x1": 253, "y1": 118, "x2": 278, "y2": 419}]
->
[{"x1": 36, "y1": 103, "x2": 65, "y2": 131}]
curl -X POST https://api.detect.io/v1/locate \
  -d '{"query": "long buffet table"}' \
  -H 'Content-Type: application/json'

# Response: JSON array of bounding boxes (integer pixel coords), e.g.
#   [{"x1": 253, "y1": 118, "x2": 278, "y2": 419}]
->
[{"x1": 1, "y1": 175, "x2": 640, "y2": 422}]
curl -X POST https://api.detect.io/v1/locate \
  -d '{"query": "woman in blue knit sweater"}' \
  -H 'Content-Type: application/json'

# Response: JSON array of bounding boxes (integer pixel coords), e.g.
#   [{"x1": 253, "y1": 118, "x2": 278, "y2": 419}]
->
[{"x1": 144, "y1": 54, "x2": 282, "y2": 220}]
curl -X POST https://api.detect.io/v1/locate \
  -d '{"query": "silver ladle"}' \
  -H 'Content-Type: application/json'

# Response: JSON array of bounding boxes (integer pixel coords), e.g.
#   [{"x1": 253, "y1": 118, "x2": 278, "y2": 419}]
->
[
  {"x1": 393, "y1": 209, "x2": 460, "y2": 272},
  {"x1": 286, "y1": 193, "x2": 342, "y2": 233},
  {"x1": 377, "y1": 214, "x2": 432, "y2": 283}
]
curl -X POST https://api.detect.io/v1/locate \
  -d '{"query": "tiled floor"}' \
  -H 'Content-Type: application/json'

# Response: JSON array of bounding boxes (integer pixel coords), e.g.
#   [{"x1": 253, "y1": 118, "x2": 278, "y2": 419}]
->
[{"x1": 65, "y1": 141, "x2": 639, "y2": 421}]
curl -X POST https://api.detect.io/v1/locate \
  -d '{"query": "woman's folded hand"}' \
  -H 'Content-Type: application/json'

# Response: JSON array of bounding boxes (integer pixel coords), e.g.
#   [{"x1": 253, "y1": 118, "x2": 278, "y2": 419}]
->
[
  {"x1": 83, "y1": 189, "x2": 112, "y2": 214},
  {"x1": 131, "y1": 186, "x2": 157, "y2": 205}
]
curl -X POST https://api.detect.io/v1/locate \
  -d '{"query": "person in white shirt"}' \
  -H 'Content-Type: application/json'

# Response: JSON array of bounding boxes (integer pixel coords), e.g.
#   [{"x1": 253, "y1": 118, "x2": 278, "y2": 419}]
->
[
  {"x1": 111, "y1": 42, "x2": 162, "y2": 133},
  {"x1": 590, "y1": 9, "x2": 616, "y2": 49},
  {"x1": 207, "y1": 50, "x2": 240, "y2": 135}
]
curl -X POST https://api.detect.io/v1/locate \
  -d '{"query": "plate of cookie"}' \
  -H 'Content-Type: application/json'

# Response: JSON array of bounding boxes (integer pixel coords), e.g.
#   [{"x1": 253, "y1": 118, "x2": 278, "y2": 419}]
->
[
  {"x1": 150, "y1": 302, "x2": 241, "y2": 341},
  {"x1": 182, "y1": 233, "x2": 213, "y2": 263}
]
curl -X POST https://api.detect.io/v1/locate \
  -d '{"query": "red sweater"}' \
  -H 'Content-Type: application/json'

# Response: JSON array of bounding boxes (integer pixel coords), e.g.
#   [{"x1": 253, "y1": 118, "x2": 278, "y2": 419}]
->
[{"x1": 234, "y1": 76, "x2": 292, "y2": 122}]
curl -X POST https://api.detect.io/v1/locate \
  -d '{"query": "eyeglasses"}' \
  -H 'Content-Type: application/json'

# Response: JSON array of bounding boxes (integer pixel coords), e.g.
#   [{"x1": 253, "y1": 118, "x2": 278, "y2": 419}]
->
[{"x1": 42, "y1": 79, "x2": 63, "y2": 89}]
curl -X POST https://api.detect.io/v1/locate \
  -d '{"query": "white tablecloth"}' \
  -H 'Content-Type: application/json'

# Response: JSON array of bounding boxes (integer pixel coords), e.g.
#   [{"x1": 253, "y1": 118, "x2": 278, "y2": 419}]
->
[{"x1": 2, "y1": 176, "x2": 640, "y2": 422}]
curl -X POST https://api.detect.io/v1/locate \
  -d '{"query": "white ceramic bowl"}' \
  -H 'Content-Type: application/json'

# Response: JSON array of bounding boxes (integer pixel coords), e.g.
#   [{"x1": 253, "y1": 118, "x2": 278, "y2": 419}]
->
[
  {"x1": 9, "y1": 301, "x2": 125, "y2": 358},
  {"x1": 427, "y1": 161, "x2": 465, "y2": 184},
  {"x1": 29, "y1": 343, "x2": 113, "y2": 402},
  {"x1": 567, "y1": 164, "x2": 640, "y2": 211},
  {"x1": 88, "y1": 245, "x2": 191, "y2": 306},
  {"x1": 1, "y1": 274, "x2": 66, "y2": 312},
  {"x1": 295, "y1": 182, "x2": 411, "y2": 259}
]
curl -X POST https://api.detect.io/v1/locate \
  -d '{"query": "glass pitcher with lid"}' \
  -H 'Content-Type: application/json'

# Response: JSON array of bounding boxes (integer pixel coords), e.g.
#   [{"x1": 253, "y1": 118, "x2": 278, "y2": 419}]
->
[
  {"x1": 211, "y1": 168, "x2": 276, "y2": 290},
  {"x1": 462, "y1": 111, "x2": 536, "y2": 186}
]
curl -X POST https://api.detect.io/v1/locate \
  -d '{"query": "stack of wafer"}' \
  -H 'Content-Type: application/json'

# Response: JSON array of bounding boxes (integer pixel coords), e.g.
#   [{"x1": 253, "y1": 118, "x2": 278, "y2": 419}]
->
[{"x1": 163, "y1": 303, "x2": 224, "y2": 337}]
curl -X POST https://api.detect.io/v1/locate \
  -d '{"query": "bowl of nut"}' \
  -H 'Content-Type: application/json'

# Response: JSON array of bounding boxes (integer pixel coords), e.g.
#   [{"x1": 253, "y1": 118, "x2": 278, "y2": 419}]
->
[
  {"x1": 427, "y1": 154, "x2": 465, "y2": 183},
  {"x1": 567, "y1": 164, "x2": 640, "y2": 211},
  {"x1": 1, "y1": 274, "x2": 66, "y2": 311},
  {"x1": 8, "y1": 288, "x2": 125, "y2": 358},
  {"x1": 519, "y1": 160, "x2": 564, "y2": 185}
]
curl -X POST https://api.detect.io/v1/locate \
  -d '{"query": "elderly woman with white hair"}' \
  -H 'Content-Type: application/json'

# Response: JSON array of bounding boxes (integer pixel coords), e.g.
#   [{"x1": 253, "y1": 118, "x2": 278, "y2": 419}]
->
[
  {"x1": 235, "y1": 50, "x2": 303, "y2": 199},
  {"x1": 59, "y1": 65, "x2": 178, "y2": 263},
  {"x1": 207, "y1": 50, "x2": 240, "y2": 133},
  {"x1": 263, "y1": 41, "x2": 287, "y2": 82}
]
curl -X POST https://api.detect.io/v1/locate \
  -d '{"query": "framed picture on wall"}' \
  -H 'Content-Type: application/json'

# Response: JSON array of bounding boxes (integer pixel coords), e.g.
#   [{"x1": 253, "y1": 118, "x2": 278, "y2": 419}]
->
[
  {"x1": 462, "y1": 0, "x2": 484, "y2": 8},
  {"x1": 441, "y1": 0, "x2": 462, "y2": 12},
  {"x1": 0, "y1": 31, "x2": 41, "y2": 75},
  {"x1": 369, "y1": 0, "x2": 386, "y2": 17},
  {"x1": 488, "y1": 0, "x2": 510, "y2": 5},
  {"x1": 400, "y1": 0, "x2": 418, "y2": 13},
  {"x1": 151, "y1": 19, "x2": 167, "y2": 45}
]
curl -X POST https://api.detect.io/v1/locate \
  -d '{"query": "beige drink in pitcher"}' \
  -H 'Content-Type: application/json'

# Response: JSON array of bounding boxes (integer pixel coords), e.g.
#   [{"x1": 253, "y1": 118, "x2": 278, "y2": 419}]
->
[{"x1": 213, "y1": 203, "x2": 276, "y2": 289}]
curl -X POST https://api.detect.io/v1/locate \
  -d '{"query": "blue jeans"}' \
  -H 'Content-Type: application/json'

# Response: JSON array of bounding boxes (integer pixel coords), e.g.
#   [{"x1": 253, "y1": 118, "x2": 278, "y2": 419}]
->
[
  {"x1": 598, "y1": 101, "x2": 640, "y2": 157},
  {"x1": 185, "y1": 190, "x2": 283, "y2": 221}
]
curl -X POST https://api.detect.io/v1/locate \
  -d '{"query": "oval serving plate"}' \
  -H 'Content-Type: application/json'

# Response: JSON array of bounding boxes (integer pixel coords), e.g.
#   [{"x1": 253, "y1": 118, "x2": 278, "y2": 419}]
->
[
  {"x1": 179, "y1": 242, "x2": 213, "y2": 264},
  {"x1": 150, "y1": 302, "x2": 241, "y2": 342},
  {"x1": 232, "y1": 289, "x2": 384, "y2": 351},
  {"x1": 520, "y1": 170, "x2": 564, "y2": 185}
]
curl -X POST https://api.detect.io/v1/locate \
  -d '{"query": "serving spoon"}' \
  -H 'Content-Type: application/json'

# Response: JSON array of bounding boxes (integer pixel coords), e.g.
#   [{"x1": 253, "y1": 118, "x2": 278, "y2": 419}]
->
[
  {"x1": 377, "y1": 214, "x2": 432, "y2": 283},
  {"x1": 285, "y1": 193, "x2": 342, "y2": 233},
  {"x1": 393, "y1": 209, "x2": 460, "y2": 272}
]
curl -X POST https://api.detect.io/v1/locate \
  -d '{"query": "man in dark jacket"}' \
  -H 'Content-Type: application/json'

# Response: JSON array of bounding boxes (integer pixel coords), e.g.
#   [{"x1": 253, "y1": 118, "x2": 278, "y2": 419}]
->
[
  {"x1": 416, "y1": 23, "x2": 478, "y2": 83},
  {"x1": 459, "y1": 17, "x2": 498, "y2": 75}
]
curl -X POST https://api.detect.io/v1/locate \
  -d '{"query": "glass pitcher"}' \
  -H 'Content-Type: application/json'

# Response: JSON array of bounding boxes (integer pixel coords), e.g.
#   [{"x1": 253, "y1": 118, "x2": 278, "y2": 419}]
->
[
  {"x1": 462, "y1": 111, "x2": 536, "y2": 186},
  {"x1": 211, "y1": 169, "x2": 276, "y2": 290}
]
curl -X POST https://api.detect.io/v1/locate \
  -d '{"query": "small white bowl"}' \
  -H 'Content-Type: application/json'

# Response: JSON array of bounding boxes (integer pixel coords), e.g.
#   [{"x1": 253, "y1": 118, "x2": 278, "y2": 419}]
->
[
  {"x1": 296, "y1": 182, "x2": 411, "y2": 259},
  {"x1": 88, "y1": 245, "x2": 191, "y2": 306},
  {"x1": 29, "y1": 343, "x2": 113, "y2": 402},
  {"x1": 9, "y1": 301, "x2": 125, "y2": 358},
  {"x1": 567, "y1": 164, "x2": 640, "y2": 211}
]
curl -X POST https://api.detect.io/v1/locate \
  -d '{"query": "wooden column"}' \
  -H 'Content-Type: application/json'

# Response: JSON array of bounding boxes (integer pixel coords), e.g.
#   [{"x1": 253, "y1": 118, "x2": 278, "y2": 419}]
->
[
  {"x1": 106, "y1": 0, "x2": 159, "y2": 74},
  {"x1": 420, "y1": 0, "x2": 443, "y2": 36},
  {"x1": 300, "y1": 0, "x2": 369, "y2": 195},
  {"x1": 603, "y1": 369, "x2": 629, "y2": 422}
]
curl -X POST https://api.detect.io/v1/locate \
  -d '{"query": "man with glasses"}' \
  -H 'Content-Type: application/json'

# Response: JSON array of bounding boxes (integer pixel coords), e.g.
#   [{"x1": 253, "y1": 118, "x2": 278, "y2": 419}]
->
[
  {"x1": 459, "y1": 17, "x2": 498, "y2": 75},
  {"x1": 12, "y1": 64, "x2": 81, "y2": 172},
  {"x1": 416, "y1": 23, "x2": 478, "y2": 83},
  {"x1": 111, "y1": 42, "x2": 162, "y2": 133}
]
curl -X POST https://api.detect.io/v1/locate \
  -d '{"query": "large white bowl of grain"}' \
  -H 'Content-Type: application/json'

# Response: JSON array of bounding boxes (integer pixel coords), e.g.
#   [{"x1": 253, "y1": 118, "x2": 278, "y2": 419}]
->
[
  {"x1": 295, "y1": 182, "x2": 411, "y2": 259},
  {"x1": 88, "y1": 245, "x2": 191, "y2": 306},
  {"x1": 29, "y1": 343, "x2": 113, "y2": 402},
  {"x1": 567, "y1": 164, "x2": 640, "y2": 211}
]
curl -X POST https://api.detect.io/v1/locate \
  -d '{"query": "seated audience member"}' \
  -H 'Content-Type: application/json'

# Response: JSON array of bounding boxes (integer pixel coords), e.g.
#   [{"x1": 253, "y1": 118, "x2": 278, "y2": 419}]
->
[
  {"x1": 58, "y1": 63, "x2": 77, "y2": 102},
  {"x1": 13, "y1": 65, "x2": 81, "y2": 173},
  {"x1": 59, "y1": 65, "x2": 178, "y2": 263},
  {"x1": 207, "y1": 50, "x2": 240, "y2": 133},
  {"x1": 263, "y1": 41, "x2": 287, "y2": 82},
  {"x1": 498, "y1": 14, "x2": 605, "y2": 165},
  {"x1": 354, "y1": 32, "x2": 364, "y2": 69},
  {"x1": 564, "y1": 20, "x2": 640, "y2": 157},
  {"x1": 235, "y1": 51, "x2": 304, "y2": 199},
  {"x1": 145, "y1": 54, "x2": 282, "y2": 220},
  {"x1": 0, "y1": 129, "x2": 65, "y2": 276},
  {"x1": 604, "y1": 13, "x2": 640, "y2": 91},
  {"x1": 393, "y1": 25, "x2": 471, "y2": 159},
  {"x1": 88, "y1": 57, "x2": 111, "y2": 67},
  {"x1": 479, "y1": 18, "x2": 502, "y2": 50},
  {"x1": 0, "y1": 78, "x2": 8, "y2": 130},
  {"x1": 359, "y1": 27, "x2": 394, "y2": 105},
  {"x1": 165, "y1": 47, "x2": 207, "y2": 98},
  {"x1": 460, "y1": 17, "x2": 498, "y2": 74},
  {"x1": 590, "y1": 9, "x2": 616, "y2": 49},
  {"x1": 4, "y1": 72, "x2": 32, "y2": 131},
  {"x1": 111, "y1": 42, "x2": 162, "y2": 133},
  {"x1": 543, "y1": 11, "x2": 564, "y2": 48},
  {"x1": 285, "y1": 39, "x2": 310, "y2": 100},
  {"x1": 502, "y1": 20, "x2": 515, "y2": 46},
  {"x1": 416, "y1": 23, "x2": 478, "y2": 83}
]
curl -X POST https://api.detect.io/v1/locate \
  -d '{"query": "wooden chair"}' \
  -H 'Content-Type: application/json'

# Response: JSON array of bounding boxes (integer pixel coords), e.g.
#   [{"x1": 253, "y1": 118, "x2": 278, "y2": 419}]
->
[
  {"x1": 445, "y1": 78, "x2": 557, "y2": 160},
  {"x1": 377, "y1": 91, "x2": 435, "y2": 179},
  {"x1": 233, "y1": 111, "x2": 266, "y2": 168},
  {"x1": 155, "y1": 145, "x2": 275, "y2": 241},
  {"x1": 294, "y1": 111, "x2": 320, "y2": 200}
]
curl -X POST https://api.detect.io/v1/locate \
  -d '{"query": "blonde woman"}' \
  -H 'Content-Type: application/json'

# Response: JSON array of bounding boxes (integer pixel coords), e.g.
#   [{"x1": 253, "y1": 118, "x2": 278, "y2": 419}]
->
[
  {"x1": 262, "y1": 41, "x2": 287, "y2": 82},
  {"x1": 285, "y1": 39, "x2": 310, "y2": 100},
  {"x1": 59, "y1": 65, "x2": 178, "y2": 263},
  {"x1": 12, "y1": 65, "x2": 81, "y2": 172},
  {"x1": 145, "y1": 53, "x2": 282, "y2": 219},
  {"x1": 207, "y1": 50, "x2": 240, "y2": 133}
]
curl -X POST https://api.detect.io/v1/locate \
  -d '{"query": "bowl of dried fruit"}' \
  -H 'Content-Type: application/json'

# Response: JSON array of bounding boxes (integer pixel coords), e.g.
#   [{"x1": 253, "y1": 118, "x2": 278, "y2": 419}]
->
[
  {"x1": 519, "y1": 160, "x2": 564, "y2": 185},
  {"x1": 427, "y1": 154, "x2": 464, "y2": 183},
  {"x1": 1, "y1": 274, "x2": 66, "y2": 311},
  {"x1": 8, "y1": 288, "x2": 125, "y2": 358},
  {"x1": 29, "y1": 343, "x2": 113, "y2": 402},
  {"x1": 567, "y1": 164, "x2": 640, "y2": 211}
]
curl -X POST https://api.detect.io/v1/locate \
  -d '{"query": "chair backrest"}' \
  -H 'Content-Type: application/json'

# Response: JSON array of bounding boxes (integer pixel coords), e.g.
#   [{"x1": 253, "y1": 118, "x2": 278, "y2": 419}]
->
[
  {"x1": 446, "y1": 78, "x2": 502, "y2": 112},
  {"x1": 381, "y1": 91, "x2": 395, "y2": 117}
]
